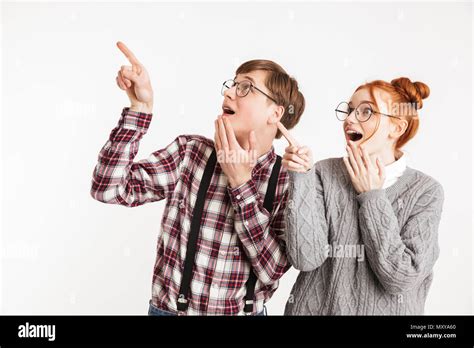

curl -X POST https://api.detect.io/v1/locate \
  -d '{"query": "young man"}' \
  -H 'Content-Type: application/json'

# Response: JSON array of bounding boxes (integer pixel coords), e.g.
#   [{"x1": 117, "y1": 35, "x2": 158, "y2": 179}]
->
[{"x1": 90, "y1": 41, "x2": 305, "y2": 315}]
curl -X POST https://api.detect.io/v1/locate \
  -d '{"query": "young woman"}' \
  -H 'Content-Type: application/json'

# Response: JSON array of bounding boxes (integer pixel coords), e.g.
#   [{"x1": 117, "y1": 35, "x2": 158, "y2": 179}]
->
[{"x1": 282, "y1": 77, "x2": 444, "y2": 315}]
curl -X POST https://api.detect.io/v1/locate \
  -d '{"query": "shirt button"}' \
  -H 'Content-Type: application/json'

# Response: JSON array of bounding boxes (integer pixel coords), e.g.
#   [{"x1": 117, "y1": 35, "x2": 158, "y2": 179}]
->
[
  {"x1": 244, "y1": 220, "x2": 249, "y2": 227},
  {"x1": 219, "y1": 250, "x2": 226, "y2": 256},
  {"x1": 236, "y1": 194, "x2": 242, "y2": 200},
  {"x1": 288, "y1": 199, "x2": 295, "y2": 209}
]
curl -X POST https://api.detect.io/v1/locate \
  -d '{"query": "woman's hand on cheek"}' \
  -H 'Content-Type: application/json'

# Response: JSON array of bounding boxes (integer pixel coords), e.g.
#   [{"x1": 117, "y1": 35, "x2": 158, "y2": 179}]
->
[
  {"x1": 214, "y1": 116, "x2": 256, "y2": 188},
  {"x1": 343, "y1": 142, "x2": 385, "y2": 194}
]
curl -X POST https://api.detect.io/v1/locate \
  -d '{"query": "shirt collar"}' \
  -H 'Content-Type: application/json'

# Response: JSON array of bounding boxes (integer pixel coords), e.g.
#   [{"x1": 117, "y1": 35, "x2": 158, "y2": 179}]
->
[
  {"x1": 384, "y1": 152, "x2": 407, "y2": 179},
  {"x1": 251, "y1": 145, "x2": 276, "y2": 175}
]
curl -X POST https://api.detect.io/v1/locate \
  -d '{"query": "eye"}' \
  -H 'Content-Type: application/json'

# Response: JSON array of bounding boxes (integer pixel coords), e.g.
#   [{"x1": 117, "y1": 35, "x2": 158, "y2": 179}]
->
[
  {"x1": 362, "y1": 107, "x2": 372, "y2": 116},
  {"x1": 357, "y1": 103, "x2": 373, "y2": 121},
  {"x1": 237, "y1": 81, "x2": 251, "y2": 96}
]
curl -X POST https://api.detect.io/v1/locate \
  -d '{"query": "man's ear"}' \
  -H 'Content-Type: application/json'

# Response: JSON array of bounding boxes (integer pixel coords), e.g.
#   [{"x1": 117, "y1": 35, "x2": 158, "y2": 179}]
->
[
  {"x1": 267, "y1": 105, "x2": 285, "y2": 125},
  {"x1": 389, "y1": 118, "x2": 408, "y2": 139}
]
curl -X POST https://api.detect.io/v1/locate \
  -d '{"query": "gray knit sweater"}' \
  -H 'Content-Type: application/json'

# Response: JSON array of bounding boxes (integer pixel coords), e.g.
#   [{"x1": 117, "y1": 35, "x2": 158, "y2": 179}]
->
[{"x1": 283, "y1": 157, "x2": 444, "y2": 315}]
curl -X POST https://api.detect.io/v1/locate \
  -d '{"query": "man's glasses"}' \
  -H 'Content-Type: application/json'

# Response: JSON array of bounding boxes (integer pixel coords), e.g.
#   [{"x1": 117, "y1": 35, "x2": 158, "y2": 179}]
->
[
  {"x1": 221, "y1": 79, "x2": 278, "y2": 104},
  {"x1": 335, "y1": 101, "x2": 400, "y2": 123}
]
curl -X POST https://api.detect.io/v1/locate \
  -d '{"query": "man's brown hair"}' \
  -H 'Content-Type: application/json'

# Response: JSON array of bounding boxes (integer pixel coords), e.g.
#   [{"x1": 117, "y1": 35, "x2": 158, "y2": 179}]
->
[{"x1": 236, "y1": 60, "x2": 305, "y2": 139}]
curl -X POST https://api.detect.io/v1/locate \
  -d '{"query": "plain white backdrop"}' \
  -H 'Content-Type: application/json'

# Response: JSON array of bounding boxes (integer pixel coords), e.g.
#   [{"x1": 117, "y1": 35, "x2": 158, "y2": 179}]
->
[{"x1": 1, "y1": 1, "x2": 472, "y2": 315}]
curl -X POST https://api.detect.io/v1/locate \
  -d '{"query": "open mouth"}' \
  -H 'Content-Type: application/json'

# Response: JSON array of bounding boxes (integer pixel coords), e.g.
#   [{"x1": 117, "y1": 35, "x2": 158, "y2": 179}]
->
[
  {"x1": 222, "y1": 106, "x2": 235, "y2": 116},
  {"x1": 346, "y1": 130, "x2": 363, "y2": 142}
]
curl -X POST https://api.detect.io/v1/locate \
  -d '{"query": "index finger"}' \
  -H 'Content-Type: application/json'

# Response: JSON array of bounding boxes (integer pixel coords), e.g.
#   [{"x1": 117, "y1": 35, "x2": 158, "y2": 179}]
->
[
  {"x1": 214, "y1": 119, "x2": 222, "y2": 151},
  {"x1": 223, "y1": 117, "x2": 239, "y2": 149},
  {"x1": 217, "y1": 117, "x2": 229, "y2": 150},
  {"x1": 116, "y1": 41, "x2": 141, "y2": 66},
  {"x1": 277, "y1": 122, "x2": 299, "y2": 147}
]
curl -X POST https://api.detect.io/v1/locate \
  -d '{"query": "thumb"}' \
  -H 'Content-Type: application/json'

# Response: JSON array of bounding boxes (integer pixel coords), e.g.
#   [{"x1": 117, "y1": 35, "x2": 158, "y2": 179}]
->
[{"x1": 121, "y1": 69, "x2": 139, "y2": 83}]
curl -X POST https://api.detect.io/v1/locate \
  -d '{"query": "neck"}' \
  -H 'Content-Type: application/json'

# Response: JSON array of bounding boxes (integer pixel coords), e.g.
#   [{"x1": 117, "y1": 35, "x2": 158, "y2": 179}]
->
[
  {"x1": 374, "y1": 148, "x2": 397, "y2": 166},
  {"x1": 236, "y1": 132, "x2": 273, "y2": 158}
]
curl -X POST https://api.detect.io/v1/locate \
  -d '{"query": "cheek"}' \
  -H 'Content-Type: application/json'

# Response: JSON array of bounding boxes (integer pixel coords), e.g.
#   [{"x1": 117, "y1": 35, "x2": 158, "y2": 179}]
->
[
  {"x1": 239, "y1": 101, "x2": 267, "y2": 126},
  {"x1": 236, "y1": 100, "x2": 253, "y2": 119},
  {"x1": 360, "y1": 119, "x2": 384, "y2": 148},
  {"x1": 361, "y1": 118, "x2": 377, "y2": 135}
]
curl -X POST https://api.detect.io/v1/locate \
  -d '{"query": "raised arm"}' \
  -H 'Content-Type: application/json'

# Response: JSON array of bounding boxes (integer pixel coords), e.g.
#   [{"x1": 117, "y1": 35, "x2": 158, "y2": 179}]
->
[{"x1": 90, "y1": 42, "x2": 186, "y2": 207}]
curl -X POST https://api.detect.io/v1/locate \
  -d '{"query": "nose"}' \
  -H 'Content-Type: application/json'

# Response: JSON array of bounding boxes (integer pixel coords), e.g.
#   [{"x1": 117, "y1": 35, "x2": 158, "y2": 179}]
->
[
  {"x1": 345, "y1": 108, "x2": 358, "y2": 123},
  {"x1": 224, "y1": 85, "x2": 237, "y2": 100}
]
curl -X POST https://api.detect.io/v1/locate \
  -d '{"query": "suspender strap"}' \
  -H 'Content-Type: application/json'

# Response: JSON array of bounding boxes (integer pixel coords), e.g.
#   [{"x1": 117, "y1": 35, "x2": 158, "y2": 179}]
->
[
  {"x1": 177, "y1": 149, "x2": 217, "y2": 312},
  {"x1": 243, "y1": 155, "x2": 282, "y2": 315}
]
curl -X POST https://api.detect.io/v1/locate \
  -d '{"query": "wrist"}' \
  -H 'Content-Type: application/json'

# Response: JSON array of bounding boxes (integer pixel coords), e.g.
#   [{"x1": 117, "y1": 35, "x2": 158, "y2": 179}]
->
[
  {"x1": 228, "y1": 174, "x2": 252, "y2": 188},
  {"x1": 130, "y1": 102, "x2": 153, "y2": 114}
]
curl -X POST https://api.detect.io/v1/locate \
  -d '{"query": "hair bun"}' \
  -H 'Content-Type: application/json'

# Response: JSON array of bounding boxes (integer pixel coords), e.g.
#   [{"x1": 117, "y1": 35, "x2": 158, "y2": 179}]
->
[{"x1": 391, "y1": 77, "x2": 430, "y2": 109}]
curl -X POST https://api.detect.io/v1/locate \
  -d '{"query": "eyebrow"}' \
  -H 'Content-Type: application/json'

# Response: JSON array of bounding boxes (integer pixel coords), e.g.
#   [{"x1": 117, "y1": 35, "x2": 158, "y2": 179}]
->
[
  {"x1": 348, "y1": 100, "x2": 376, "y2": 106},
  {"x1": 234, "y1": 75, "x2": 256, "y2": 84}
]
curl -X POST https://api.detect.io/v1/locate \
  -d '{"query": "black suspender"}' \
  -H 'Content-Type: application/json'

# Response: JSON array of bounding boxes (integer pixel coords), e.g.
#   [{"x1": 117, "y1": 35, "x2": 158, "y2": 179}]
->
[
  {"x1": 176, "y1": 149, "x2": 217, "y2": 312},
  {"x1": 176, "y1": 149, "x2": 282, "y2": 315},
  {"x1": 243, "y1": 154, "x2": 281, "y2": 315}
]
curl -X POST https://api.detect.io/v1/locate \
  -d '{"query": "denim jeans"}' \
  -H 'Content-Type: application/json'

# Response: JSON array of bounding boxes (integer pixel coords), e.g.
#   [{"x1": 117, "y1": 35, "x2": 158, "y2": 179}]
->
[{"x1": 148, "y1": 300, "x2": 267, "y2": 316}]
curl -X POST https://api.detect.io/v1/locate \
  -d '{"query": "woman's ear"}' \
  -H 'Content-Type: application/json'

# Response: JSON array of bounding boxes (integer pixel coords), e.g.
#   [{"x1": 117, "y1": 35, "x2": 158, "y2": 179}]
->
[
  {"x1": 267, "y1": 105, "x2": 285, "y2": 125},
  {"x1": 389, "y1": 118, "x2": 408, "y2": 139}
]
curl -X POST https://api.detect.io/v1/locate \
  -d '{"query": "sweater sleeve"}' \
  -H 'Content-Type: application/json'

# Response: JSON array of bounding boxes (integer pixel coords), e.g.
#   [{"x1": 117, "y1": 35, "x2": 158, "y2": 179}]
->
[
  {"x1": 284, "y1": 163, "x2": 330, "y2": 271},
  {"x1": 356, "y1": 182, "x2": 444, "y2": 294}
]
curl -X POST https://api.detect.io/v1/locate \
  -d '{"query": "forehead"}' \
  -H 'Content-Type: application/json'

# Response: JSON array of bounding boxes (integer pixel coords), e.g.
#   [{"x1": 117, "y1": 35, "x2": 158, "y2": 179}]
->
[
  {"x1": 350, "y1": 88, "x2": 389, "y2": 108},
  {"x1": 349, "y1": 88, "x2": 373, "y2": 105},
  {"x1": 235, "y1": 70, "x2": 268, "y2": 85}
]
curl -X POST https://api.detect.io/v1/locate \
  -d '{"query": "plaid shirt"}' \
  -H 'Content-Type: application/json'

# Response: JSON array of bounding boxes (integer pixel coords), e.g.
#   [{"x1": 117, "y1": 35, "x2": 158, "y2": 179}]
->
[{"x1": 91, "y1": 107, "x2": 291, "y2": 315}]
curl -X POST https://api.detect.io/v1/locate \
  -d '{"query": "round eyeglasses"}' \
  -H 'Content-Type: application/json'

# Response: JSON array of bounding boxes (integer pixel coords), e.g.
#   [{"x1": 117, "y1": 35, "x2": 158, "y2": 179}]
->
[
  {"x1": 335, "y1": 101, "x2": 400, "y2": 123},
  {"x1": 221, "y1": 79, "x2": 278, "y2": 104}
]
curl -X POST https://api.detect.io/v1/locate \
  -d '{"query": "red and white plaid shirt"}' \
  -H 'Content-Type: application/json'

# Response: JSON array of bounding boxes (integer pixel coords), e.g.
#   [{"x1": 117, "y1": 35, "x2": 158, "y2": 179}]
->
[{"x1": 91, "y1": 107, "x2": 291, "y2": 315}]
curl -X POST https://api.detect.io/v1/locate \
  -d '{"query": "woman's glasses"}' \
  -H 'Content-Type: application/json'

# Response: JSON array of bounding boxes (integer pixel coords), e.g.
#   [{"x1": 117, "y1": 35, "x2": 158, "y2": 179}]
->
[
  {"x1": 221, "y1": 79, "x2": 278, "y2": 104},
  {"x1": 335, "y1": 101, "x2": 400, "y2": 123}
]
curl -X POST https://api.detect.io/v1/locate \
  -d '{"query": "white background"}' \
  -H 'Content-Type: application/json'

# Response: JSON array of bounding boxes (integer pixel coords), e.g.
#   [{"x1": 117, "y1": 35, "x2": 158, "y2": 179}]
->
[{"x1": 1, "y1": 1, "x2": 472, "y2": 314}]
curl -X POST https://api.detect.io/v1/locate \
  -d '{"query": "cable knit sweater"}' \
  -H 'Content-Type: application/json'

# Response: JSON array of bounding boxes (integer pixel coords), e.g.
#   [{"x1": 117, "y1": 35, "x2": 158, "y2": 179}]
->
[{"x1": 283, "y1": 157, "x2": 444, "y2": 315}]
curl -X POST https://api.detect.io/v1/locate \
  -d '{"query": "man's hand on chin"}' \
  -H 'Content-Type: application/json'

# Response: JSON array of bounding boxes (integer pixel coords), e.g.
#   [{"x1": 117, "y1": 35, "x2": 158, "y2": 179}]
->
[{"x1": 214, "y1": 115, "x2": 257, "y2": 189}]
